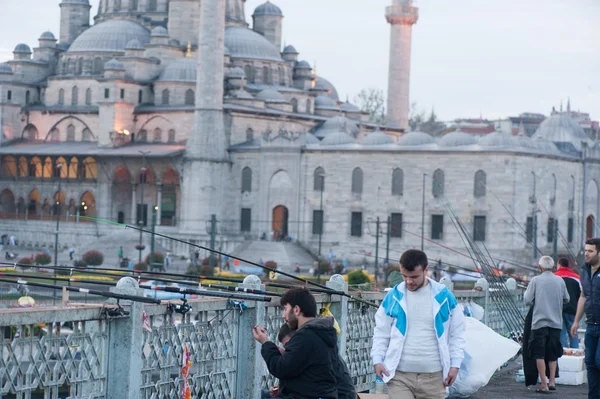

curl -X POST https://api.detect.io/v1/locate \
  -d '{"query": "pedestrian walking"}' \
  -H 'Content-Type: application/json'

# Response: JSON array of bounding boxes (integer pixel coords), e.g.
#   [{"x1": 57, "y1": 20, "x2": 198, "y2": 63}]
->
[
  {"x1": 252, "y1": 288, "x2": 338, "y2": 399},
  {"x1": 371, "y1": 249, "x2": 466, "y2": 398},
  {"x1": 117, "y1": 246, "x2": 123, "y2": 262},
  {"x1": 524, "y1": 256, "x2": 570, "y2": 394},
  {"x1": 68, "y1": 247, "x2": 75, "y2": 260},
  {"x1": 571, "y1": 238, "x2": 600, "y2": 399},
  {"x1": 554, "y1": 257, "x2": 582, "y2": 348}
]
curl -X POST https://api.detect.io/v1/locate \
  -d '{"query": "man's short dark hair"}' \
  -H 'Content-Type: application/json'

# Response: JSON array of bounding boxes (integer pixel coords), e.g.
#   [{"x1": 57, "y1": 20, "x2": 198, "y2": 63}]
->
[
  {"x1": 399, "y1": 249, "x2": 428, "y2": 271},
  {"x1": 277, "y1": 323, "x2": 295, "y2": 343},
  {"x1": 557, "y1": 258, "x2": 570, "y2": 268},
  {"x1": 280, "y1": 288, "x2": 317, "y2": 317},
  {"x1": 586, "y1": 238, "x2": 600, "y2": 252}
]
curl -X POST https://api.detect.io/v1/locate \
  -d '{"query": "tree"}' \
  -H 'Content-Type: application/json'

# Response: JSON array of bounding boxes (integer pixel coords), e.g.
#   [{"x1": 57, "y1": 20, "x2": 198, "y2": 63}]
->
[
  {"x1": 353, "y1": 88, "x2": 385, "y2": 124},
  {"x1": 409, "y1": 103, "x2": 447, "y2": 136}
]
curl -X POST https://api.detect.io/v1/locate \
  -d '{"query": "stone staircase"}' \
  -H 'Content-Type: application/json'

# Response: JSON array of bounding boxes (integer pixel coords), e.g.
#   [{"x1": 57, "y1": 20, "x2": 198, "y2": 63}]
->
[{"x1": 233, "y1": 241, "x2": 316, "y2": 273}]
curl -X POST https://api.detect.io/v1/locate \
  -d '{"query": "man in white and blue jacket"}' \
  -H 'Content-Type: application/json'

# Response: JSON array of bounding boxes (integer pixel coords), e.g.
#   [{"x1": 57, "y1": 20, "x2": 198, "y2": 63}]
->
[{"x1": 371, "y1": 249, "x2": 466, "y2": 398}]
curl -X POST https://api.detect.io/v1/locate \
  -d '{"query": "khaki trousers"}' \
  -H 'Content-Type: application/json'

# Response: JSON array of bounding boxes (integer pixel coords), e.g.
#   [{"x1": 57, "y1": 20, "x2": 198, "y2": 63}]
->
[{"x1": 387, "y1": 371, "x2": 445, "y2": 399}]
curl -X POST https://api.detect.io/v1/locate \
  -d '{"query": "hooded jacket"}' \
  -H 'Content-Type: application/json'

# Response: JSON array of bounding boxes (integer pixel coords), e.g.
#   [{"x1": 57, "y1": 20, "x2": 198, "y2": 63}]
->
[
  {"x1": 261, "y1": 318, "x2": 338, "y2": 399},
  {"x1": 554, "y1": 267, "x2": 582, "y2": 315}
]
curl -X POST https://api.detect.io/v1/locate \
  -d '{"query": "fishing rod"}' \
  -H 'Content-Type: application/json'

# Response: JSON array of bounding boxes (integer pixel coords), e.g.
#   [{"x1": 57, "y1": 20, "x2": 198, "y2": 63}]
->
[
  {"x1": 0, "y1": 277, "x2": 160, "y2": 304},
  {"x1": 77, "y1": 216, "x2": 379, "y2": 308}
]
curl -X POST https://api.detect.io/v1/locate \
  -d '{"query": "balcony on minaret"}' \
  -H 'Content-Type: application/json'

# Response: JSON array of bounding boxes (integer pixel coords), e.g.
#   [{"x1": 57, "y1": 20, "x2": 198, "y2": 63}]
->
[{"x1": 385, "y1": 5, "x2": 419, "y2": 25}]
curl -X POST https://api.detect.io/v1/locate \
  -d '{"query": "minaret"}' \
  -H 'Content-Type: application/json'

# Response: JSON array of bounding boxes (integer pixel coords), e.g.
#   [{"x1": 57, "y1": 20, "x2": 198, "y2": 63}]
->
[
  {"x1": 59, "y1": 0, "x2": 91, "y2": 45},
  {"x1": 385, "y1": 0, "x2": 418, "y2": 130},
  {"x1": 226, "y1": 0, "x2": 247, "y2": 27},
  {"x1": 180, "y1": 0, "x2": 228, "y2": 231}
]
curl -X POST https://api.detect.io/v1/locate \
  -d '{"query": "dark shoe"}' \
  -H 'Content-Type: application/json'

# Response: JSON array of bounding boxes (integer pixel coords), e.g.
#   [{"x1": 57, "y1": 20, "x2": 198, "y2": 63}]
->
[
  {"x1": 535, "y1": 388, "x2": 551, "y2": 394},
  {"x1": 548, "y1": 386, "x2": 556, "y2": 391}
]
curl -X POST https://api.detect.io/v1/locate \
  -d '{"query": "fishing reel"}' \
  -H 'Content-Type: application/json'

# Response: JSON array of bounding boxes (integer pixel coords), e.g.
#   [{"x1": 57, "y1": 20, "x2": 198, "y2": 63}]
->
[
  {"x1": 227, "y1": 299, "x2": 248, "y2": 314},
  {"x1": 168, "y1": 298, "x2": 192, "y2": 315},
  {"x1": 103, "y1": 300, "x2": 130, "y2": 318}
]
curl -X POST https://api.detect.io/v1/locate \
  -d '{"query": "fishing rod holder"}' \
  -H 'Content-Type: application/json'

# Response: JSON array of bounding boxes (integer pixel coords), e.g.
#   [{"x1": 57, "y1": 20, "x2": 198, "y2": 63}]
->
[
  {"x1": 103, "y1": 300, "x2": 130, "y2": 318},
  {"x1": 167, "y1": 297, "x2": 192, "y2": 315},
  {"x1": 227, "y1": 299, "x2": 248, "y2": 314}
]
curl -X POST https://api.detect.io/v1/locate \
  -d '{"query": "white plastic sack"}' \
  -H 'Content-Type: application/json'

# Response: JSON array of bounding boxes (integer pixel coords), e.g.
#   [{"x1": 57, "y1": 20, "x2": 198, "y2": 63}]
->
[
  {"x1": 469, "y1": 302, "x2": 484, "y2": 321},
  {"x1": 448, "y1": 317, "x2": 521, "y2": 398}
]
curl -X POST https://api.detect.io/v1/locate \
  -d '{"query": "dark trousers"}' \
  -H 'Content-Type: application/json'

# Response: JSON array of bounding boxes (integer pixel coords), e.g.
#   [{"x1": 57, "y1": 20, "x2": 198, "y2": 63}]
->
[{"x1": 585, "y1": 324, "x2": 600, "y2": 399}]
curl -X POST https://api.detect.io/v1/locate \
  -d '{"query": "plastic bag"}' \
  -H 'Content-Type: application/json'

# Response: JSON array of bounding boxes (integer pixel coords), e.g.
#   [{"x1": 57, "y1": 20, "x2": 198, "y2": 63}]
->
[
  {"x1": 469, "y1": 302, "x2": 484, "y2": 321},
  {"x1": 448, "y1": 317, "x2": 521, "y2": 398},
  {"x1": 320, "y1": 303, "x2": 341, "y2": 335}
]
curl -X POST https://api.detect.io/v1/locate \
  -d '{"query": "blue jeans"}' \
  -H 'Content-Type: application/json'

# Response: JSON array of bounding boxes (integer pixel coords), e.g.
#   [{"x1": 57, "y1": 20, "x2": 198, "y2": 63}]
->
[
  {"x1": 585, "y1": 324, "x2": 600, "y2": 399},
  {"x1": 560, "y1": 313, "x2": 579, "y2": 348}
]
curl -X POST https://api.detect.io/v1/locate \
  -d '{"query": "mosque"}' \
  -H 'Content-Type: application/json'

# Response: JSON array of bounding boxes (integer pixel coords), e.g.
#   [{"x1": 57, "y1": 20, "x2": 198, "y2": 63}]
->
[{"x1": 0, "y1": 0, "x2": 597, "y2": 269}]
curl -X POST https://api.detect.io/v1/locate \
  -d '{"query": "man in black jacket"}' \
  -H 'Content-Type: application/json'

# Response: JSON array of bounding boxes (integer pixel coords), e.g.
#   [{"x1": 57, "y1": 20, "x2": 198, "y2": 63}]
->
[
  {"x1": 555, "y1": 257, "x2": 582, "y2": 348},
  {"x1": 252, "y1": 288, "x2": 338, "y2": 399}
]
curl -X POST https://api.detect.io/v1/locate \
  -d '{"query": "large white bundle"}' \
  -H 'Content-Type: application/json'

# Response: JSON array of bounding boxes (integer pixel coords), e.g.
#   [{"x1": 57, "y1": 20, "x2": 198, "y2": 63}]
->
[{"x1": 448, "y1": 317, "x2": 521, "y2": 398}]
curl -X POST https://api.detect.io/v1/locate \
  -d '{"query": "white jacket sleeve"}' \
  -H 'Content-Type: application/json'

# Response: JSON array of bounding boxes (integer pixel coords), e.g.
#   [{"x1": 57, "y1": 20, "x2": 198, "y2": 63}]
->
[
  {"x1": 371, "y1": 305, "x2": 394, "y2": 365},
  {"x1": 448, "y1": 302, "x2": 466, "y2": 369}
]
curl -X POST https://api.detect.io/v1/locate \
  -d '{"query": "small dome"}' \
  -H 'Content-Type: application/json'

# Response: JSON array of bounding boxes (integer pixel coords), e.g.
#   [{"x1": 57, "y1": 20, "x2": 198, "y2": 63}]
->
[
  {"x1": 362, "y1": 130, "x2": 394, "y2": 145},
  {"x1": 314, "y1": 95, "x2": 338, "y2": 109},
  {"x1": 151, "y1": 26, "x2": 169, "y2": 37},
  {"x1": 532, "y1": 113, "x2": 592, "y2": 151},
  {"x1": 321, "y1": 131, "x2": 356, "y2": 146},
  {"x1": 227, "y1": 67, "x2": 245, "y2": 79},
  {"x1": 125, "y1": 38, "x2": 144, "y2": 50},
  {"x1": 255, "y1": 88, "x2": 287, "y2": 103},
  {"x1": 397, "y1": 131, "x2": 434, "y2": 146},
  {"x1": 254, "y1": 1, "x2": 283, "y2": 16},
  {"x1": 104, "y1": 58, "x2": 125, "y2": 71},
  {"x1": 438, "y1": 131, "x2": 477, "y2": 147},
  {"x1": 0, "y1": 63, "x2": 13, "y2": 74},
  {"x1": 68, "y1": 20, "x2": 150, "y2": 53},
  {"x1": 340, "y1": 102, "x2": 360, "y2": 113},
  {"x1": 13, "y1": 43, "x2": 31, "y2": 54},
  {"x1": 479, "y1": 131, "x2": 516, "y2": 148},
  {"x1": 158, "y1": 58, "x2": 196, "y2": 82},
  {"x1": 282, "y1": 45, "x2": 298, "y2": 54},
  {"x1": 39, "y1": 31, "x2": 56, "y2": 41},
  {"x1": 228, "y1": 89, "x2": 254, "y2": 99},
  {"x1": 314, "y1": 116, "x2": 360, "y2": 139},
  {"x1": 295, "y1": 60, "x2": 311, "y2": 69},
  {"x1": 305, "y1": 133, "x2": 320, "y2": 144},
  {"x1": 225, "y1": 26, "x2": 283, "y2": 62},
  {"x1": 314, "y1": 77, "x2": 339, "y2": 101}
]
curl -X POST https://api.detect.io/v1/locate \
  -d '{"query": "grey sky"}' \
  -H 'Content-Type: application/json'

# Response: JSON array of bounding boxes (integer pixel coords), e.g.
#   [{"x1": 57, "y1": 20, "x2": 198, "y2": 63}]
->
[{"x1": 1, "y1": 0, "x2": 598, "y2": 121}]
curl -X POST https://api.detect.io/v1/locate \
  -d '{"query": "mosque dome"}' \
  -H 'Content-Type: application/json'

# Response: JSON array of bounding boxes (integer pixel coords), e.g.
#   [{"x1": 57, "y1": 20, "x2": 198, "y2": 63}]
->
[
  {"x1": 362, "y1": 130, "x2": 394, "y2": 145},
  {"x1": 295, "y1": 60, "x2": 311, "y2": 69},
  {"x1": 254, "y1": 1, "x2": 283, "y2": 16},
  {"x1": 158, "y1": 58, "x2": 196, "y2": 82},
  {"x1": 13, "y1": 44, "x2": 32, "y2": 54},
  {"x1": 397, "y1": 131, "x2": 434, "y2": 146},
  {"x1": 125, "y1": 38, "x2": 144, "y2": 50},
  {"x1": 228, "y1": 89, "x2": 254, "y2": 99},
  {"x1": 314, "y1": 77, "x2": 339, "y2": 101},
  {"x1": 151, "y1": 26, "x2": 169, "y2": 37},
  {"x1": 227, "y1": 67, "x2": 245, "y2": 79},
  {"x1": 282, "y1": 45, "x2": 298, "y2": 54},
  {"x1": 224, "y1": 27, "x2": 283, "y2": 62},
  {"x1": 68, "y1": 20, "x2": 150, "y2": 53},
  {"x1": 340, "y1": 102, "x2": 360, "y2": 113},
  {"x1": 0, "y1": 63, "x2": 13, "y2": 74},
  {"x1": 255, "y1": 88, "x2": 287, "y2": 103},
  {"x1": 314, "y1": 95, "x2": 339, "y2": 110},
  {"x1": 321, "y1": 131, "x2": 356, "y2": 146},
  {"x1": 104, "y1": 58, "x2": 125, "y2": 71},
  {"x1": 532, "y1": 113, "x2": 592, "y2": 151},
  {"x1": 479, "y1": 131, "x2": 516, "y2": 148},
  {"x1": 39, "y1": 31, "x2": 56, "y2": 41},
  {"x1": 314, "y1": 116, "x2": 360, "y2": 139},
  {"x1": 438, "y1": 130, "x2": 477, "y2": 147},
  {"x1": 305, "y1": 133, "x2": 320, "y2": 144}
]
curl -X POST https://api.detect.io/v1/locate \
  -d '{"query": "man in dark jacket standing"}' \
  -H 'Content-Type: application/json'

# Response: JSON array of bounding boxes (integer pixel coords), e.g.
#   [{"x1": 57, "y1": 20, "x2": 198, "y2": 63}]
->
[
  {"x1": 253, "y1": 288, "x2": 338, "y2": 399},
  {"x1": 572, "y1": 238, "x2": 600, "y2": 399},
  {"x1": 555, "y1": 257, "x2": 582, "y2": 348}
]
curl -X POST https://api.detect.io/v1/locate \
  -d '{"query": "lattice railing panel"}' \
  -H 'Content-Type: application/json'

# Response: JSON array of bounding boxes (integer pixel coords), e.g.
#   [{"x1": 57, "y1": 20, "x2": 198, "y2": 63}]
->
[
  {"x1": 140, "y1": 308, "x2": 239, "y2": 399},
  {"x1": 0, "y1": 320, "x2": 107, "y2": 398}
]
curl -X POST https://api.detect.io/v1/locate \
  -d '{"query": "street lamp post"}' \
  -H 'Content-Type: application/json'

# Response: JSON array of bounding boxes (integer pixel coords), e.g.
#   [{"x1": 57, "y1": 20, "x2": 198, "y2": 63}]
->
[
  {"x1": 150, "y1": 205, "x2": 157, "y2": 269},
  {"x1": 421, "y1": 173, "x2": 427, "y2": 251},
  {"x1": 317, "y1": 173, "x2": 325, "y2": 283},
  {"x1": 137, "y1": 151, "x2": 150, "y2": 263},
  {"x1": 53, "y1": 164, "x2": 63, "y2": 305}
]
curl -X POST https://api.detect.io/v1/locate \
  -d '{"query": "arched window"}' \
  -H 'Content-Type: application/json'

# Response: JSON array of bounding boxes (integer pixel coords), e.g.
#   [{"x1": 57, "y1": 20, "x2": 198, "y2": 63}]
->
[
  {"x1": 161, "y1": 89, "x2": 169, "y2": 105},
  {"x1": 314, "y1": 167, "x2": 325, "y2": 191},
  {"x1": 58, "y1": 89, "x2": 64, "y2": 105},
  {"x1": 153, "y1": 128, "x2": 162, "y2": 142},
  {"x1": 148, "y1": 0, "x2": 157, "y2": 11},
  {"x1": 130, "y1": 0, "x2": 138, "y2": 10},
  {"x1": 25, "y1": 91, "x2": 30, "y2": 105},
  {"x1": 569, "y1": 175, "x2": 575, "y2": 211},
  {"x1": 1, "y1": 156, "x2": 17, "y2": 177},
  {"x1": 138, "y1": 129, "x2": 147, "y2": 142},
  {"x1": 82, "y1": 128, "x2": 93, "y2": 141},
  {"x1": 71, "y1": 86, "x2": 78, "y2": 105},
  {"x1": 432, "y1": 169, "x2": 445, "y2": 197},
  {"x1": 81, "y1": 157, "x2": 97, "y2": 179},
  {"x1": 47, "y1": 128, "x2": 59, "y2": 142},
  {"x1": 55, "y1": 157, "x2": 67, "y2": 179},
  {"x1": 168, "y1": 129, "x2": 176, "y2": 143},
  {"x1": 18, "y1": 156, "x2": 28, "y2": 177},
  {"x1": 185, "y1": 89, "x2": 195, "y2": 105},
  {"x1": 66, "y1": 124, "x2": 75, "y2": 141},
  {"x1": 29, "y1": 157, "x2": 42, "y2": 178},
  {"x1": 93, "y1": 57, "x2": 103, "y2": 75},
  {"x1": 551, "y1": 173, "x2": 557, "y2": 204},
  {"x1": 43, "y1": 157, "x2": 53, "y2": 178},
  {"x1": 244, "y1": 65, "x2": 254, "y2": 83},
  {"x1": 114, "y1": 0, "x2": 121, "y2": 11},
  {"x1": 241, "y1": 167, "x2": 252, "y2": 193},
  {"x1": 392, "y1": 168, "x2": 404, "y2": 196},
  {"x1": 263, "y1": 66, "x2": 271, "y2": 84},
  {"x1": 306, "y1": 99, "x2": 312, "y2": 114},
  {"x1": 474, "y1": 170, "x2": 486, "y2": 198},
  {"x1": 85, "y1": 88, "x2": 92, "y2": 105},
  {"x1": 76, "y1": 58, "x2": 83, "y2": 75},
  {"x1": 291, "y1": 98, "x2": 298, "y2": 113},
  {"x1": 352, "y1": 167, "x2": 363, "y2": 194},
  {"x1": 279, "y1": 66, "x2": 285, "y2": 85},
  {"x1": 68, "y1": 157, "x2": 78, "y2": 179},
  {"x1": 23, "y1": 124, "x2": 38, "y2": 141},
  {"x1": 246, "y1": 128, "x2": 254, "y2": 141}
]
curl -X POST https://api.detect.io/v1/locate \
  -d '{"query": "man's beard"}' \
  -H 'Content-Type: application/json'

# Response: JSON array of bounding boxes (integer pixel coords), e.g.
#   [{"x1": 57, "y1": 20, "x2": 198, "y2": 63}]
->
[{"x1": 286, "y1": 313, "x2": 298, "y2": 330}]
